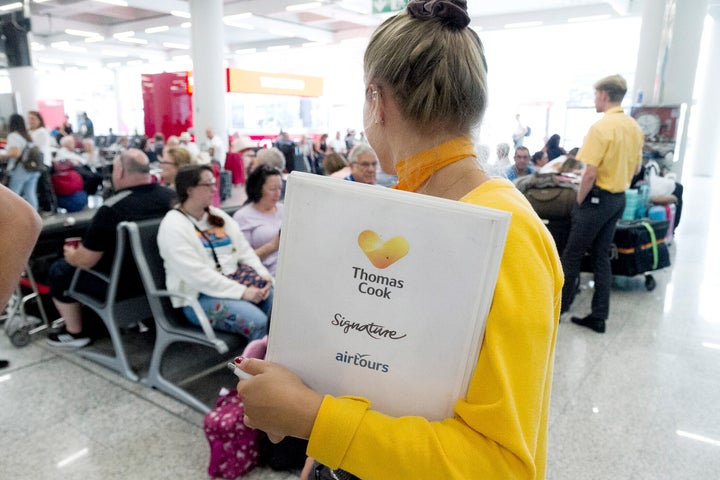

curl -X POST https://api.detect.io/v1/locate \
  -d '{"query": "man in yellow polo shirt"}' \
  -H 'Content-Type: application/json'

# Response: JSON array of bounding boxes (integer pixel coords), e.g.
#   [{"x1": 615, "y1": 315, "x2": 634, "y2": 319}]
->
[{"x1": 561, "y1": 74, "x2": 644, "y2": 333}]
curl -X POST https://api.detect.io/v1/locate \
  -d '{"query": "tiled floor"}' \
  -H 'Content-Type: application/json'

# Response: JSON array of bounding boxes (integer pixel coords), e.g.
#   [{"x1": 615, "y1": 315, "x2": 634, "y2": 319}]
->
[{"x1": 1, "y1": 175, "x2": 718, "y2": 479}]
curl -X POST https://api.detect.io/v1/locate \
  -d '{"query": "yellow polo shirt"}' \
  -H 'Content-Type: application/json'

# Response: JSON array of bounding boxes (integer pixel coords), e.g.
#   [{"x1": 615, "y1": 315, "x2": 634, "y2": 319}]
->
[
  {"x1": 577, "y1": 106, "x2": 644, "y2": 193},
  {"x1": 307, "y1": 179, "x2": 563, "y2": 479}
]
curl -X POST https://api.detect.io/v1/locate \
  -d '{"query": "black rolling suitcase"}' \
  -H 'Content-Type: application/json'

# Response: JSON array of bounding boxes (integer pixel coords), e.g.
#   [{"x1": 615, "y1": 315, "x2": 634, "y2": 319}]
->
[
  {"x1": 611, "y1": 219, "x2": 670, "y2": 277},
  {"x1": 582, "y1": 218, "x2": 670, "y2": 291}
]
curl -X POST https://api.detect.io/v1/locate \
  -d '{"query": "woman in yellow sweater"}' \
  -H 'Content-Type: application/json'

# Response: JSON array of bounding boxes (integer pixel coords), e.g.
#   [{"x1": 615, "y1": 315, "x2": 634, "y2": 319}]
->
[{"x1": 234, "y1": 1, "x2": 563, "y2": 478}]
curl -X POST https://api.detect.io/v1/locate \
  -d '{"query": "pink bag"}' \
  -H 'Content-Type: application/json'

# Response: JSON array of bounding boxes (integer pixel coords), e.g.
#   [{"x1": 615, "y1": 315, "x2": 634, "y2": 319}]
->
[{"x1": 204, "y1": 389, "x2": 260, "y2": 479}]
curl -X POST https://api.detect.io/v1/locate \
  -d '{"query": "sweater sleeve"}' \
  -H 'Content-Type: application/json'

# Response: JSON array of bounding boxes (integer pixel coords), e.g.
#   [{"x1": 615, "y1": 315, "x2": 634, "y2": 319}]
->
[
  {"x1": 158, "y1": 211, "x2": 247, "y2": 300},
  {"x1": 307, "y1": 183, "x2": 562, "y2": 480}
]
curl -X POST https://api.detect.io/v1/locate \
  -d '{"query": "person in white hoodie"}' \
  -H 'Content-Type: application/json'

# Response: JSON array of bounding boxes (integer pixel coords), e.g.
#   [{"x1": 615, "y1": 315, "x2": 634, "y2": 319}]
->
[{"x1": 157, "y1": 164, "x2": 273, "y2": 341}]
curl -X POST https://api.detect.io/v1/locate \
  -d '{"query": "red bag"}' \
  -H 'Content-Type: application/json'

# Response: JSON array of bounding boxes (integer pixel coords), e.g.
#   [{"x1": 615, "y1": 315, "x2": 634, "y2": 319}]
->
[
  {"x1": 204, "y1": 389, "x2": 260, "y2": 479},
  {"x1": 52, "y1": 170, "x2": 83, "y2": 196}
]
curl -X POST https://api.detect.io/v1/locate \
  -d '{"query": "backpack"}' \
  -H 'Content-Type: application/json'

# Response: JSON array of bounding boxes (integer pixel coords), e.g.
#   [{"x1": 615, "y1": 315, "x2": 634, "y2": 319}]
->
[
  {"x1": 204, "y1": 389, "x2": 260, "y2": 479},
  {"x1": 18, "y1": 143, "x2": 45, "y2": 172}
]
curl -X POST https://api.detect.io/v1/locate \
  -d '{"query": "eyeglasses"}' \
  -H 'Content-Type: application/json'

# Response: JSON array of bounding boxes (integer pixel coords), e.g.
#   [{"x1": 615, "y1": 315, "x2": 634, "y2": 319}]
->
[
  {"x1": 355, "y1": 161, "x2": 377, "y2": 168},
  {"x1": 196, "y1": 181, "x2": 217, "y2": 187}
]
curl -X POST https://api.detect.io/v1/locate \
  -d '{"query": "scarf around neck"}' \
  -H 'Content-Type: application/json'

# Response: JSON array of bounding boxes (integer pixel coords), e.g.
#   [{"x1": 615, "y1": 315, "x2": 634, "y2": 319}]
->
[{"x1": 393, "y1": 136, "x2": 477, "y2": 192}]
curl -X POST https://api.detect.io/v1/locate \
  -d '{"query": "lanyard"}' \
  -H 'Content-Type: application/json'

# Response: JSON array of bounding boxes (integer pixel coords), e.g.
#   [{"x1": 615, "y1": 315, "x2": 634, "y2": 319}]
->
[{"x1": 176, "y1": 208, "x2": 223, "y2": 272}]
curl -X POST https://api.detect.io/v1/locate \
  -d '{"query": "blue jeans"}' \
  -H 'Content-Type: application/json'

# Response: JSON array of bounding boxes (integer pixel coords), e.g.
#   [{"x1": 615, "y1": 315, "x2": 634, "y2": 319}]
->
[
  {"x1": 183, "y1": 289, "x2": 273, "y2": 341},
  {"x1": 9, "y1": 165, "x2": 41, "y2": 210}
]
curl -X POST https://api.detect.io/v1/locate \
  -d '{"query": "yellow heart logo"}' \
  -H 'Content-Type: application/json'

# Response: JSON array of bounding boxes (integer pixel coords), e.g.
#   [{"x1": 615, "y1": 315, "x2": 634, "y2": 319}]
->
[{"x1": 357, "y1": 230, "x2": 410, "y2": 269}]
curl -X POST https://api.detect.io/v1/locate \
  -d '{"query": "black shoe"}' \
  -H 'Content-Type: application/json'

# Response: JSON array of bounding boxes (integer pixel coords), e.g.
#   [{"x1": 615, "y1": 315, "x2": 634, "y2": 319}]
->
[
  {"x1": 571, "y1": 315, "x2": 606, "y2": 334},
  {"x1": 47, "y1": 328, "x2": 91, "y2": 348}
]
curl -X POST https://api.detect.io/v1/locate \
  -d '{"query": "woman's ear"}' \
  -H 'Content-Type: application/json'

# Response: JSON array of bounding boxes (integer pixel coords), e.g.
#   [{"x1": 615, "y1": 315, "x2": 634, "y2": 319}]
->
[{"x1": 369, "y1": 85, "x2": 385, "y2": 126}]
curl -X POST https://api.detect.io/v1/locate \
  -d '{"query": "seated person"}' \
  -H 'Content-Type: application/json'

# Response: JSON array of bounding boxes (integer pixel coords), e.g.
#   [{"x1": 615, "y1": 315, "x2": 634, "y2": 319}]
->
[
  {"x1": 253, "y1": 147, "x2": 287, "y2": 200},
  {"x1": 323, "y1": 152, "x2": 351, "y2": 178},
  {"x1": 160, "y1": 147, "x2": 193, "y2": 190},
  {"x1": 531, "y1": 150, "x2": 548, "y2": 169},
  {"x1": 47, "y1": 149, "x2": 175, "y2": 347},
  {"x1": 543, "y1": 134, "x2": 567, "y2": 161},
  {"x1": 506, "y1": 146, "x2": 534, "y2": 181},
  {"x1": 55, "y1": 136, "x2": 86, "y2": 166},
  {"x1": 344, "y1": 144, "x2": 378, "y2": 185},
  {"x1": 233, "y1": 165, "x2": 283, "y2": 277},
  {"x1": 157, "y1": 165, "x2": 272, "y2": 342}
]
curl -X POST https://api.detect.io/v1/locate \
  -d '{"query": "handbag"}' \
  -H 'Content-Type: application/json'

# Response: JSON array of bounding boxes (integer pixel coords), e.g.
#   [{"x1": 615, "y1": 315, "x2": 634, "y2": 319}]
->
[
  {"x1": 227, "y1": 264, "x2": 267, "y2": 288},
  {"x1": 204, "y1": 389, "x2": 260, "y2": 479}
]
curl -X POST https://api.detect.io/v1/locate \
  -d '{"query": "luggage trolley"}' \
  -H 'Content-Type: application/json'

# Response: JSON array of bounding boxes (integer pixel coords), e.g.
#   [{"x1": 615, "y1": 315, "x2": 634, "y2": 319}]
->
[{"x1": 2, "y1": 266, "x2": 59, "y2": 347}]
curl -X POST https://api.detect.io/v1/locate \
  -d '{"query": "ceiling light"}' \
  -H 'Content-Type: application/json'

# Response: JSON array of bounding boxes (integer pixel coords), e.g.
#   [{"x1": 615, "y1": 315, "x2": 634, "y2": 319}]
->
[
  {"x1": 702, "y1": 342, "x2": 720, "y2": 350},
  {"x1": 50, "y1": 42, "x2": 88, "y2": 53},
  {"x1": 0, "y1": 2, "x2": 22, "y2": 11},
  {"x1": 163, "y1": 42, "x2": 190, "y2": 50},
  {"x1": 65, "y1": 29, "x2": 101, "y2": 38},
  {"x1": 171, "y1": 10, "x2": 191, "y2": 18},
  {"x1": 101, "y1": 49, "x2": 129, "y2": 57},
  {"x1": 84, "y1": 36, "x2": 105, "y2": 43},
  {"x1": 94, "y1": 0, "x2": 129, "y2": 6},
  {"x1": 286, "y1": 2, "x2": 322, "y2": 11},
  {"x1": 145, "y1": 26, "x2": 169, "y2": 34},
  {"x1": 235, "y1": 48, "x2": 257, "y2": 55},
  {"x1": 180, "y1": 22, "x2": 191, "y2": 28},
  {"x1": 223, "y1": 13, "x2": 251, "y2": 21},
  {"x1": 503, "y1": 21, "x2": 543, "y2": 29},
  {"x1": 224, "y1": 21, "x2": 254, "y2": 30},
  {"x1": 338, "y1": 1, "x2": 367, "y2": 14},
  {"x1": 33, "y1": 0, "x2": 52, "y2": 3},
  {"x1": 113, "y1": 31, "x2": 135, "y2": 38},
  {"x1": 118, "y1": 37, "x2": 148, "y2": 45},
  {"x1": 37, "y1": 57, "x2": 66, "y2": 65},
  {"x1": 568, "y1": 14, "x2": 612, "y2": 23},
  {"x1": 31, "y1": 42, "x2": 46, "y2": 51}
]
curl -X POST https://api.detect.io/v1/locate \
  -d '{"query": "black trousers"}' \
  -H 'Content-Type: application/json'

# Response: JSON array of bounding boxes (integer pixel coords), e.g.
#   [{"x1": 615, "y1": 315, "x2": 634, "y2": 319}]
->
[{"x1": 561, "y1": 188, "x2": 625, "y2": 320}]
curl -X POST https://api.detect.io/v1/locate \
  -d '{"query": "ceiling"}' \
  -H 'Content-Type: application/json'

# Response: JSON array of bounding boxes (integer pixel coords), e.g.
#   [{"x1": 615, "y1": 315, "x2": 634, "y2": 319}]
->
[{"x1": 1, "y1": 0, "x2": 647, "y2": 69}]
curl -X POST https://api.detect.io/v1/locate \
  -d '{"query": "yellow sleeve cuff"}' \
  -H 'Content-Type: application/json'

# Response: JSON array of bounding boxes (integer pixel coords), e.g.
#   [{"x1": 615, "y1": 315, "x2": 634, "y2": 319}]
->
[{"x1": 307, "y1": 395, "x2": 370, "y2": 469}]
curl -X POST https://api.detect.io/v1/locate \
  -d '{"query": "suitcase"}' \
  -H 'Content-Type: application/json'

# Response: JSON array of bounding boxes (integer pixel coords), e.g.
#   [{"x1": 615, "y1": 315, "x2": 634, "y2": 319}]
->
[
  {"x1": 219, "y1": 169, "x2": 233, "y2": 201},
  {"x1": 611, "y1": 219, "x2": 670, "y2": 277},
  {"x1": 581, "y1": 219, "x2": 670, "y2": 290},
  {"x1": 525, "y1": 186, "x2": 576, "y2": 219}
]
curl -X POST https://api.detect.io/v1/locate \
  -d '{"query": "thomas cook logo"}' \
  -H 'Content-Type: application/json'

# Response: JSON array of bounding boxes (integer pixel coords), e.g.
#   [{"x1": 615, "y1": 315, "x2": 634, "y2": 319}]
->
[{"x1": 357, "y1": 230, "x2": 409, "y2": 269}]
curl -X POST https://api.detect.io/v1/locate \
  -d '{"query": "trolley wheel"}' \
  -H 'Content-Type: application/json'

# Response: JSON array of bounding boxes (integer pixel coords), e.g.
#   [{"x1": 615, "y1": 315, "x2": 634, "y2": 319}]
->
[
  {"x1": 10, "y1": 325, "x2": 32, "y2": 347},
  {"x1": 644, "y1": 275, "x2": 656, "y2": 291}
]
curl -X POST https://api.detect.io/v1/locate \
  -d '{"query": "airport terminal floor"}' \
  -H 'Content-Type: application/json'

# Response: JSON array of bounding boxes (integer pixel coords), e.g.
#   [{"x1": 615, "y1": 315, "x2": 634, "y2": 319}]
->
[{"x1": 1, "y1": 174, "x2": 719, "y2": 479}]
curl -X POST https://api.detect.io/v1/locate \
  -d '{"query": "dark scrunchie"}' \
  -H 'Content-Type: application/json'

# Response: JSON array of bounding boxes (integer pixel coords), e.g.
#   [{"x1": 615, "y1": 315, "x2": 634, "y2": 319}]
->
[{"x1": 407, "y1": 0, "x2": 470, "y2": 29}]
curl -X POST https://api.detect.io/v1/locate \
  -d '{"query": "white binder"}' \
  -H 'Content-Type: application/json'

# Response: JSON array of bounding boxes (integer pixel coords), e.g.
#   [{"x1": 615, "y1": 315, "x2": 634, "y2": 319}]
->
[{"x1": 266, "y1": 172, "x2": 510, "y2": 421}]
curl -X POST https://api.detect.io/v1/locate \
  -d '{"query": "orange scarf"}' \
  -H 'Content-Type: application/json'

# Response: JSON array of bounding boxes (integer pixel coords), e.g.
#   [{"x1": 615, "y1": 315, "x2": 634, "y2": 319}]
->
[{"x1": 393, "y1": 136, "x2": 477, "y2": 193}]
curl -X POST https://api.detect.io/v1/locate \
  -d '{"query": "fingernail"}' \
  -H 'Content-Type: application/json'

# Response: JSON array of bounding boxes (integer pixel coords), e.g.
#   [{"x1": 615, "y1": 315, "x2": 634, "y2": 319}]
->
[{"x1": 234, "y1": 356, "x2": 245, "y2": 364}]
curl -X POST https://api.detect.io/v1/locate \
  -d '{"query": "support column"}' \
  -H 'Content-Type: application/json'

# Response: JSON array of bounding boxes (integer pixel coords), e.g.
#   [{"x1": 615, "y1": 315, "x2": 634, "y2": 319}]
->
[
  {"x1": 632, "y1": 0, "x2": 667, "y2": 104},
  {"x1": 632, "y1": 0, "x2": 708, "y2": 181},
  {"x1": 7, "y1": 66, "x2": 37, "y2": 116},
  {"x1": 189, "y1": 0, "x2": 226, "y2": 142},
  {"x1": 689, "y1": 10, "x2": 720, "y2": 178},
  {"x1": 2, "y1": 11, "x2": 36, "y2": 115}
]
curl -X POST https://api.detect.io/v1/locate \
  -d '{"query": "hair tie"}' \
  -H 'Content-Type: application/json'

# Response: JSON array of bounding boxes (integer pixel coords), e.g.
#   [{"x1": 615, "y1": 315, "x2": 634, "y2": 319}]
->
[{"x1": 407, "y1": 0, "x2": 470, "y2": 29}]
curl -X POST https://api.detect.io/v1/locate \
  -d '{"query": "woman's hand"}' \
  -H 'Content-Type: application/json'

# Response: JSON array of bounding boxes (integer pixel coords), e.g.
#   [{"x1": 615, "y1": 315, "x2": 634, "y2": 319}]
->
[
  {"x1": 235, "y1": 358, "x2": 323, "y2": 442},
  {"x1": 242, "y1": 284, "x2": 270, "y2": 303}
]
